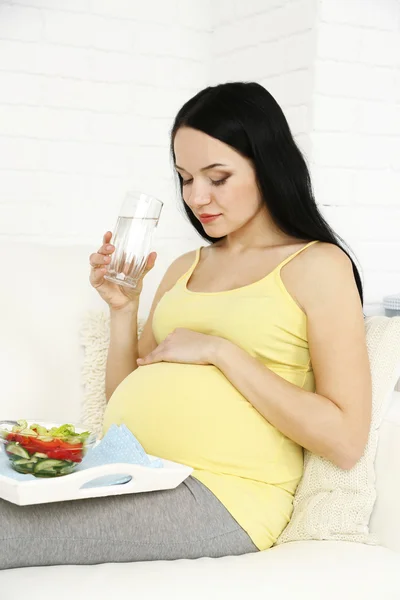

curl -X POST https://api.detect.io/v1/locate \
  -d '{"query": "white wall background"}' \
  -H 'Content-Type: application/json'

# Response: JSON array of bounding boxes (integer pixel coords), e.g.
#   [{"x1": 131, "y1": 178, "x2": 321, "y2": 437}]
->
[
  {"x1": 0, "y1": 0, "x2": 399, "y2": 315},
  {"x1": 313, "y1": 0, "x2": 400, "y2": 313}
]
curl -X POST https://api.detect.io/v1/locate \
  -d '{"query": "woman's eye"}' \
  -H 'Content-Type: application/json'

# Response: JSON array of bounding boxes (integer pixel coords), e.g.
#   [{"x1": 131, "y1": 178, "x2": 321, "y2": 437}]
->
[
  {"x1": 182, "y1": 178, "x2": 228, "y2": 187},
  {"x1": 212, "y1": 178, "x2": 228, "y2": 186}
]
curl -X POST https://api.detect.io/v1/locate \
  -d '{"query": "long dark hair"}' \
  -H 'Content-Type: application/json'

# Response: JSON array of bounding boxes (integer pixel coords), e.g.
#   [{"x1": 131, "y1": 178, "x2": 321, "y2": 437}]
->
[{"x1": 169, "y1": 81, "x2": 364, "y2": 307}]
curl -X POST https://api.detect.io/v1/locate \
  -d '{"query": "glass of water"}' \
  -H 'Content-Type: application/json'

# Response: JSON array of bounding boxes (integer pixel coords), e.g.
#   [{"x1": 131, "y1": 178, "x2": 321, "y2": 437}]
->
[{"x1": 104, "y1": 191, "x2": 163, "y2": 289}]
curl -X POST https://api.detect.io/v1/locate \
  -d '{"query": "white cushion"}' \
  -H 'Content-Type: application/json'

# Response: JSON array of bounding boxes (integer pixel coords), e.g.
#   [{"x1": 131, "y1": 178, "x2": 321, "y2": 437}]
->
[
  {"x1": 0, "y1": 244, "x2": 104, "y2": 424},
  {"x1": 0, "y1": 240, "x2": 192, "y2": 424},
  {"x1": 0, "y1": 541, "x2": 399, "y2": 598},
  {"x1": 277, "y1": 316, "x2": 400, "y2": 546}
]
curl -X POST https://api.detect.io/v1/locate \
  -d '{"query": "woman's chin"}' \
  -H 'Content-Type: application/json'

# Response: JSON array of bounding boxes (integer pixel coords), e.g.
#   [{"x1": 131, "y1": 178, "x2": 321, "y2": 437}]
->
[{"x1": 202, "y1": 221, "x2": 227, "y2": 234}]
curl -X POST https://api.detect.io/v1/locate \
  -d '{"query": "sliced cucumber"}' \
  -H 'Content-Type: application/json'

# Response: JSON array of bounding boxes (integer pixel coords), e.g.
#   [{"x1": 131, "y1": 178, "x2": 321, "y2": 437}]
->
[
  {"x1": 35, "y1": 467, "x2": 55, "y2": 473},
  {"x1": 19, "y1": 428, "x2": 38, "y2": 437},
  {"x1": 13, "y1": 458, "x2": 35, "y2": 466},
  {"x1": 65, "y1": 436, "x2": 81, "y2": 445},
  {"x1": 33, "y1": 459, "x2": 66, "y2": 473},
  {"x1": 33, "y1": 452, "x2": 48, "y2": 458},
  {"x1": 23, "y1": 465, "x2": 36, "y2": 472},
  {"x1": 51, "y1": 461, "x2": 75, "y2": 471},
  {"x1": 35, "y1": 472, "x2": 57, "y2": 478},
  {"x1": 6, "y1": 443, "x2": 30, "y2": 458},
  {"x1": 13, "y1": 465, "x2": 33, "y2": 474},
  {"x1": 59, "y1": 466, "x2": 75, "y2": 474},
  {"x1": 10, "y1": 456, "x2": 77, "y2": 477},
  {"x1": 30, "y1": 424, "x2": 48, "y2": 436}
]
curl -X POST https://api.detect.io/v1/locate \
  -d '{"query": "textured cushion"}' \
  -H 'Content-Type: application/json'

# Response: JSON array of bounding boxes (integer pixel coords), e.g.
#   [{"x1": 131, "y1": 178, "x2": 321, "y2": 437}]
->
[
  {"x1": 277, "y1": 316, "x2": 400, "y2": 546},
  {"x1": 80, "y1": 312, "x2": 400, "y2": 546},
  {"x1": 80, "y1": 310, "x2": 146, "y2": 438}
]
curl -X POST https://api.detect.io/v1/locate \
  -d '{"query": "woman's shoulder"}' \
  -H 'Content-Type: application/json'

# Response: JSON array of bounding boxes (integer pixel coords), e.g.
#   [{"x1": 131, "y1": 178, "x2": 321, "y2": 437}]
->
[
  {"x1": 300, "y1": 241, "x2": 353, "y2": 271},
  {"x1": 285, "y1": 241, "x2": 356, "y2": 314},
  {"x1": 148, "y1": 248, "x2": 199, "y2": 307},
  {"x1": 166, "y1": 248, "x2": 198, "y2": 278}
]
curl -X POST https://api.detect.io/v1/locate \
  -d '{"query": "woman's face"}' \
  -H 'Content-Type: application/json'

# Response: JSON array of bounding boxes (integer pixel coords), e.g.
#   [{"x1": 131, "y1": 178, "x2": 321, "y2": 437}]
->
[{"x1": 173, "y1": 127, "x2": 265, "y2": 237}]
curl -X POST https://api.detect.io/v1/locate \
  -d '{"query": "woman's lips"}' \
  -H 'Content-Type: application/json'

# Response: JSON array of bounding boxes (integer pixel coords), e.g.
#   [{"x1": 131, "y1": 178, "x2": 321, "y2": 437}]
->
[{"x1": 199, "y1": 214, "x2": 221, "y2": 224}]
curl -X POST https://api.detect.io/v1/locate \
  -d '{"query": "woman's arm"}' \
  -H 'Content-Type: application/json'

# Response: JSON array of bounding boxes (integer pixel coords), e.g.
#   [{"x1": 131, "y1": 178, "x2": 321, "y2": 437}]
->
[
  {"x1": 105, "y1": 304, "x2": 140, "y2": 402},
  {"x1": 211, "y1": 245, "x2": 372, "y2": 470}
]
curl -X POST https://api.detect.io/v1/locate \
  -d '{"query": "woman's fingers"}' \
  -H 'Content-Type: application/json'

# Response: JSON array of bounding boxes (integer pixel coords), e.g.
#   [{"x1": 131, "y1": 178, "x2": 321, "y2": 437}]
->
[
  {"x1": 89, "y1": 232, "x2": 115, "y2": 288},
  {"x1": 145, "y1": 251, "x2": 157, "y2": 272},
  {"x1": 89, "y1": 232, "x2": 115, "y2": 269},
  {"x1": 90, "y1": 253, "x2": 111, "y2": 268},
  {"x1": 147, "y1": 338, "x2": 167, "y2": 360},
  {"x1": 90, "y1": 231, "x2": 156, "y2": 290}
]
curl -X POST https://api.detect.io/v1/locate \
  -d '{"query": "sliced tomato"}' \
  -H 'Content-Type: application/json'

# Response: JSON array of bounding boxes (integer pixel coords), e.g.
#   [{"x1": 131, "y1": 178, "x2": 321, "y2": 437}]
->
[
  {"x1": 46, "y1": 449, "x2": 82, "y2": 462},
  {"x1": 5, "y1": 433, "x2": 83, "y2": 461},
  {"x1": 53, "y1": 438, "x2": 83, "y2": 451},
  {"x1": 28, "y1": 438, "x2": 61, "y2": 452}
]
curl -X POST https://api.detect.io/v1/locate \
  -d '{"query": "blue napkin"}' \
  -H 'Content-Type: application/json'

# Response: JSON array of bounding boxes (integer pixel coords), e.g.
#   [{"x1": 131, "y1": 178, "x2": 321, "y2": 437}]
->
[{"x1": 0, "y1": 424, "x2": 163, "y2": 488}]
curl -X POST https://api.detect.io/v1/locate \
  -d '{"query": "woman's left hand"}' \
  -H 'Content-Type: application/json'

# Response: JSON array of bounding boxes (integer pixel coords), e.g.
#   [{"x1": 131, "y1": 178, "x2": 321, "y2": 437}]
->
[{"x1": 136, "y1": 328, "x2": 223, "y2": 367}]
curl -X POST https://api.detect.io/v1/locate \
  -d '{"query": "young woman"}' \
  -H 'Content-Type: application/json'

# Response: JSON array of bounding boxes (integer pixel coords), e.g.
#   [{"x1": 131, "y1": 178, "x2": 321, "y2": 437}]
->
[{"x1": 0, "y1": 82, "x2": 372, "y2": 570}]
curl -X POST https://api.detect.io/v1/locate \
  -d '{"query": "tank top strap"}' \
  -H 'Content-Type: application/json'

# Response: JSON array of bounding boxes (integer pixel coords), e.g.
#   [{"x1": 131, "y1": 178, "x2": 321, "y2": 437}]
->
[
  {"x1": 276, "y1": 240, "x2": 320, "y2": 272},
  {"x1": 176, "y1": 246, "x2": 202, "y2": 286}
]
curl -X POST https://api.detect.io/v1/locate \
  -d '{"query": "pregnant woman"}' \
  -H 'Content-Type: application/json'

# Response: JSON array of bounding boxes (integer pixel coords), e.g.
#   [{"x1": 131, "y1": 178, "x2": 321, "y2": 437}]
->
[{"x1": 0, "y1": 81, "x2": 372, "y2": 570}]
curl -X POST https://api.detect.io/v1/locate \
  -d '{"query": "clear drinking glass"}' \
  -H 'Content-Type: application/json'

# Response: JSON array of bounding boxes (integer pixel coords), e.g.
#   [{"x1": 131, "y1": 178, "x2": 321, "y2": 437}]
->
[{"x1": 104, "y1": 191, "x2": 163, "y2": 289}]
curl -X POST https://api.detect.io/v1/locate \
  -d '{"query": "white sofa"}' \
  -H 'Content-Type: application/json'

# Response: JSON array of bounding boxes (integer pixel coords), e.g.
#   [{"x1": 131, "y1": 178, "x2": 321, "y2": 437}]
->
[{"x1": 1, "y1": 240, "x2": 400, "y2": 599}]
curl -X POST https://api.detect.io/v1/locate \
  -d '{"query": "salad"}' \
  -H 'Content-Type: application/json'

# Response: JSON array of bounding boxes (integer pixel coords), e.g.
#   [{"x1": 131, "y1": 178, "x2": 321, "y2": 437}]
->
[{"x1": 0, "y1": 420, "x2": 92, "y2": 477}]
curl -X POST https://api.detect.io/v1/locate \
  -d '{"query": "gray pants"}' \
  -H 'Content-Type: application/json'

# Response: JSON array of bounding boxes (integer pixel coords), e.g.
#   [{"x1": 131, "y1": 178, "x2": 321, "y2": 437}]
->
[{"x1": 0, "y1": 476, "x2": 258, "y2": 570}]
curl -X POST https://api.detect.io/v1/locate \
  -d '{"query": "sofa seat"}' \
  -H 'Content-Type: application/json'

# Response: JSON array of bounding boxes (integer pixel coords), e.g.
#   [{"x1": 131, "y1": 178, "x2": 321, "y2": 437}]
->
[
  {"x1": 1, "y1": 242, "x2": 400, "y2": 598},
  {"x1": 1, "y1": 540, "x2": 399, "y2": 598}
]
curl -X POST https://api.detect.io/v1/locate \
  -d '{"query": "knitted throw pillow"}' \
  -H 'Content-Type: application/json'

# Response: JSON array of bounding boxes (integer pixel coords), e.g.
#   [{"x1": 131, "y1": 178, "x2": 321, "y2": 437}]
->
[
  {"x1": 276, "y1": 315, "x2": 400, "y2": 546},
  {"x1": 80, "y1": 309, "x2": 146, "y2": 438}
]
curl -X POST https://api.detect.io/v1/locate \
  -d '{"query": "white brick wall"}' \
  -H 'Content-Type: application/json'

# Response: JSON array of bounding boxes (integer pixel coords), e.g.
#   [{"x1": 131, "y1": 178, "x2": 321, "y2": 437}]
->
[
  {"x1": 312, "y1": 0, "x2": 400, "y2": 312},
  {"x1": 211, "y1": 0, "x2": 400, "y2": 313},
  {"x1": 0, "y1": 0, "x2": 211, "y2": 254},
  {"x1": 211, "y1": 0, "x2": 318, "y2": 157},
  {"x1": 0, "y1": 0, "x2": 399, "y2": 314}
]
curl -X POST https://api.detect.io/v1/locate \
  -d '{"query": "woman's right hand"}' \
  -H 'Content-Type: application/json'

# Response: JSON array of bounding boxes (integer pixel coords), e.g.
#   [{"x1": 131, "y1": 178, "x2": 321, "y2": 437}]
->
[{"x1": 89, "y1": 231, "x2": 157, "y2": 311}]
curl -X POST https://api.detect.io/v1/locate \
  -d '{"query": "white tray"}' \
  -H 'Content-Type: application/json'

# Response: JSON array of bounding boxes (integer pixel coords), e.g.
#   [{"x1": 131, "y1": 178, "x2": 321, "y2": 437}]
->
[{"x1": 0, "y1": 456, "x2": 193, "y2": 506}]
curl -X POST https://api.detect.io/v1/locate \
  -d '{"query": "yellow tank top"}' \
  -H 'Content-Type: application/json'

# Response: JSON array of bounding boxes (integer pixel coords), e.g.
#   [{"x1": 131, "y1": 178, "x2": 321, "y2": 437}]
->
[{"x1": 102, "y1": 240, "x2": 319, "y2": 551}]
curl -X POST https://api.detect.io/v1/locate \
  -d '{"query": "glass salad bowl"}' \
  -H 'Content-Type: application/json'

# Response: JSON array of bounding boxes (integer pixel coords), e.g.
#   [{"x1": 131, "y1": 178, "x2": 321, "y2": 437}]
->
[{"x1": 0, "y1": 420, "x2": 97, "y2": 478}]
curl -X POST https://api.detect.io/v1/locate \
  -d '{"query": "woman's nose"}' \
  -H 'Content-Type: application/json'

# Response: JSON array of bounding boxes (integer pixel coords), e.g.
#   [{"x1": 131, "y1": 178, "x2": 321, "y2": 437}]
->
[
  {"x1": 187, "y1": 186, "x2": 212, "y2": 205},
  {"x1": 190, "y1": 196, "x2": 212, "y2": 210}
]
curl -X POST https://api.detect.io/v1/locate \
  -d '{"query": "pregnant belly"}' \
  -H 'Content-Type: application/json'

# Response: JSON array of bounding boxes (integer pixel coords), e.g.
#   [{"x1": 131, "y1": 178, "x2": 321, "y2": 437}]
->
[{"x1": 102, "y1": 362, "x2": 289, "y2": 480}]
